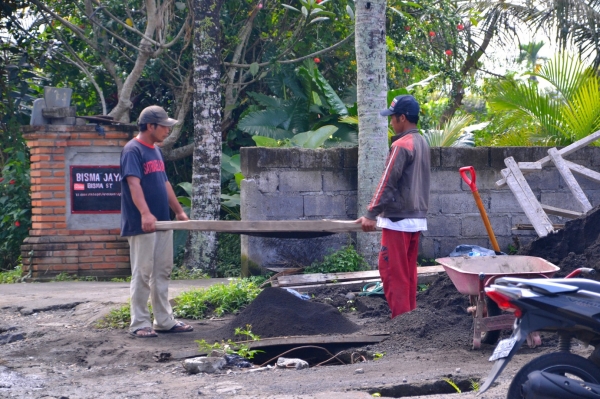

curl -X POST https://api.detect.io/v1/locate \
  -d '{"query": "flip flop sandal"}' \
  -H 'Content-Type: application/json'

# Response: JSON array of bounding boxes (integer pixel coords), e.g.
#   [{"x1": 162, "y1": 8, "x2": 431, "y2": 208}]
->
[
  {"x1": 130, "y1": 327, "x2": 158, "y2": 338},
  {"x1": 156, "y1": 321, "x2": 193, "y2": 333}
]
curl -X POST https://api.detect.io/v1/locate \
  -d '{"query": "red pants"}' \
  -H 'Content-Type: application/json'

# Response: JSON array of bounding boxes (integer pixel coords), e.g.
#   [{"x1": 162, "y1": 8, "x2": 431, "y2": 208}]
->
[{"x1": 378, "y1": 229, "x2": 420, "y2": 318}]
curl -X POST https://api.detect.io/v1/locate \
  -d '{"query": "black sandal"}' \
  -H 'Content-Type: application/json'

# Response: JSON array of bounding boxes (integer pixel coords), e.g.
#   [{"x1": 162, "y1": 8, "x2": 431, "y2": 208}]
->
[{"x1": 130, "y1": 327, "x2": 158, "y2": 338}]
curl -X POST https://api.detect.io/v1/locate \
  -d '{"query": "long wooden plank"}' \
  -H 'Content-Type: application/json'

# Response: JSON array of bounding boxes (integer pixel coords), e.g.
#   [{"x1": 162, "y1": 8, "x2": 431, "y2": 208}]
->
[
  {"x1": 503, "y1": 157, "x2": 555, "y2": 237},
  {"x1": 565, "y1": 160, "x2": 600, "y2": 184},
  {"x1": 496, "y1": 129, "x2": 600, "y2": 186},
  {"x1": 282, "y1": 272, "x2": 442, "y2": 291},
  {"x1": 275, "y1": 266, "x2": 445, "y2": 286},
  {"x1": 155, "y1": 219, "x2": 374, "y2": 233},
  {"x1": 548, "y1": 148, "x2": 592, "y2": 212},
  {"x1": 540, "y1": 204, "x2": 582, "y2": 219}
]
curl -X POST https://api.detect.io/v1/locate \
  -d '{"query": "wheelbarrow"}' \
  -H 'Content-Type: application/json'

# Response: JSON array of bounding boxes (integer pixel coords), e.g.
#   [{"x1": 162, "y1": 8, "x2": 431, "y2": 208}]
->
[{"x1": 435, "y1": 255, "x2": 560, "y2": 349}]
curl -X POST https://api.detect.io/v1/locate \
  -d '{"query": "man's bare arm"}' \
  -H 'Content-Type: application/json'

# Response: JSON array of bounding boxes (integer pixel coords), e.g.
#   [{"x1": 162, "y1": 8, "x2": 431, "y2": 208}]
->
[
  {"x1": 126, "y1": 176, "x2": 156, "y2": 232},
  {"x1": 165, "y1": 181, "x2": 189, "y2": 221}
]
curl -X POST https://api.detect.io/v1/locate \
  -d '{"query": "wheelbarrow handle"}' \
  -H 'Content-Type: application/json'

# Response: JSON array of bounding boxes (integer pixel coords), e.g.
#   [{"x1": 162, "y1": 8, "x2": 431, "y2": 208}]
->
[{"x1": 459, "y1": 166, "x2": 477, "y2": 192}]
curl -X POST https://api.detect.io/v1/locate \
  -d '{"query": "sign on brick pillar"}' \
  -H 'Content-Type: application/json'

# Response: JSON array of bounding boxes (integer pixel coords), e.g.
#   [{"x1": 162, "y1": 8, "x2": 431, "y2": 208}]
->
[{"x1": 20, "y1": 125, "x2": 136, "y2": 280}]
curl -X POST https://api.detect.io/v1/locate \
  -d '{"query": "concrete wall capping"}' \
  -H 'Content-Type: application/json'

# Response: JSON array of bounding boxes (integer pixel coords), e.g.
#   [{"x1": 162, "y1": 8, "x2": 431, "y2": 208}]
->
[{"x1": 241, "y1": 146, "x2": 600, "y2": 272}]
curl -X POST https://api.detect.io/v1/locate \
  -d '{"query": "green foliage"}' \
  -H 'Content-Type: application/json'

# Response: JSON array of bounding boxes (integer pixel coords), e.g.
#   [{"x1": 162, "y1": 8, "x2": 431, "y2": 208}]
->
[
  {"x1": 421, "y1": 114, "x2": 476, "y2": 147},
  {"x1": 238, "y1": 60, "x2": 357, "y2": 148},
  {"x1": 0, "y1": 264, "x2": 22, "y2": 284},
  {"x1": 95, "y1": 304, "x2": 131, "y2": 329},
  {"x1": 110, "y1": 276, "x2": 132, "y2": 283},
  {"x1": 304, "y1": 245, "x2": 368, "y2": 274},
  {"x1": 442, "y1": 377, "x2": 461, "y2": 393},
  {"x1": 173, "y1": 278, "x2": 262, "y2": 319},
  {"x1": 170, "y1": 267, "x2": 209, "y2": 281},
  {"x1": 195, "y1": 324, "x2": 263, "y2": 359},
  {"x1": 216, "y1": 233, "x2": 242, "y2": 278},
  {"x1": 51, "y1": 273, "x2": 97, "y2": 282},
  {"x1": 0, "y1": 126, "x2": 31, "y2": 270},
  {"x1": 483, "y1": 53, "x2": 600, "y2": 146}
]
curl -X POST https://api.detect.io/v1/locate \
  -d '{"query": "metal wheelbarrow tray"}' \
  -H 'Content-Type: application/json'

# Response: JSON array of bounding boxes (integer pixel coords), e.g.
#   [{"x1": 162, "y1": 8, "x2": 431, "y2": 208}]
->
[{"x1": 435, "y1": 255, "x2": 560, "y2": 349}]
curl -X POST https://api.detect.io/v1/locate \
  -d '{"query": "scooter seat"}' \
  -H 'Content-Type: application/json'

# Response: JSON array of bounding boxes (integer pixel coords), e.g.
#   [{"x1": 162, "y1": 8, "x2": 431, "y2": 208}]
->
[{"x1": 556, "y1": 278, "x2": 600, "y2": 294}]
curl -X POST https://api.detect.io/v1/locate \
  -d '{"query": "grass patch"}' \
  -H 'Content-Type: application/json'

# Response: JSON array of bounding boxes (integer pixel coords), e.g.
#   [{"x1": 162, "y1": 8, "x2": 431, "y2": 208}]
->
[
  {"x1": 304, "y1": 245, "x2": 368, "y2": 274},
  {"x1": 173, "y1": 278, "x2": 262, "y2": 319},
  {"x1": 0, "y1": 264, "x2": 22, "y2": 284},
  {"x1": 95, "y1": 303, "x2": 154, "y2": 329},
  {"x1": 171, "y1": 266, "x2": 208, "y2": 280},
  {"x1": 95, "y1": 304, "x2": 132, "y2": 329}
]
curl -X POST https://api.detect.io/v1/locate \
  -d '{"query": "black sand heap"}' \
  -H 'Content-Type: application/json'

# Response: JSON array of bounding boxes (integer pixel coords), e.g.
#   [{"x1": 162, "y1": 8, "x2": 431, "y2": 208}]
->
[
  {"x1": 209, "y1": 287, "x2": 360, "y2": 340},
  {"x1": 518, "y1": 205, "x2": 600, "y2": 278}
]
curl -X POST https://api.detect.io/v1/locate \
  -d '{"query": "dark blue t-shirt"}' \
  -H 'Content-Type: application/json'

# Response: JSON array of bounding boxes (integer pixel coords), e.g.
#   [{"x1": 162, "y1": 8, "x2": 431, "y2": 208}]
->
[{"x1": 120, "y1": 138, "x2": 170, "y2": 236}]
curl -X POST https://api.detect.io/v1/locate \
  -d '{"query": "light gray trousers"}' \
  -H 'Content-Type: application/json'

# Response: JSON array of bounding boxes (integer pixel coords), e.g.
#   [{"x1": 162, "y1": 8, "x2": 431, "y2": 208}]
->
[{"x1": 127, "y1": 231, "x2": 177, "y2": 332}]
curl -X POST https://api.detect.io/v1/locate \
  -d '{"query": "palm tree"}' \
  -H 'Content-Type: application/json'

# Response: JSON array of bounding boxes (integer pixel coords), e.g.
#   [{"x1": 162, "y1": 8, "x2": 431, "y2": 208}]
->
[
  {"x1": 487, "y1": 53, "x2": 600, "y2": 145},
  {"x1": 187, "y1": 0, "x2": 225, "y2": 273},
  {"x1": 354, "y1": 0, "x2": 389, "y2": 266}
]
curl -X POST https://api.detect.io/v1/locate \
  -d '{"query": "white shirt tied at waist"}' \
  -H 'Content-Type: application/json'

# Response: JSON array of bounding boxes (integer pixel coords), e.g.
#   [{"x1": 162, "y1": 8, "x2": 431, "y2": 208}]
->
[{"x1": 376, "y1": 217, "x2": 427, "y2": 233}]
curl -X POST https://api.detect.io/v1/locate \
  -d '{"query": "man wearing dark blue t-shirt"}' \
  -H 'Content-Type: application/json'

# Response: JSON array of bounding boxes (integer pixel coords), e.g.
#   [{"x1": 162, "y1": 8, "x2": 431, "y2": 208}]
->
[{"x1": 121, "y1": 105, "x2": 192, "y2": 338}]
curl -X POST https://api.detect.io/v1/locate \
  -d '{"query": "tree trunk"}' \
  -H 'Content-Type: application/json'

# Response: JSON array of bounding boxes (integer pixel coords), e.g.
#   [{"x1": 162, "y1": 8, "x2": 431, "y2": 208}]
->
[
  {"x1": 186, "y1": 0, "x2": 224, "y2": 274},
  {"x1": 354, "y1": 0, "x2": 388, "y2": 268}
]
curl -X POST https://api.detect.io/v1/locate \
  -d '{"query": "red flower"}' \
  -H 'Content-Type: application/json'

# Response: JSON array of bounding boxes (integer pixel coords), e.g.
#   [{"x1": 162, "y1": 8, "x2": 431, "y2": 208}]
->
[
  {"x1": 314, "y1": 57, "x2": 320, "y2": 63},
  {"x1": 9, "y1": 179, "x2": 15, "y2": 185},
  {"x1": 316, "y1": 0, "x2": 322, "y2": 3},
  {"x1": 404, "y1": 26, "x2": 411, "y2": 31},
  {"x1": 429, "y1": 31, "x2": 436, "y2": 37},
  {"x1": 0, "y1": 177, "x2": 3, "y2": 182},
  {"x1": 15, "y1": 221, "x2": 20, "y2": 227},
  {"x1": 457, "y1": 23, "x2": 464, "y2": 31},
  {"x1": 403, "y1": 68, "x2": 411, "y2": 73},
  {"x1": 445, "y1": 49, "x2": 453, "y2": 56}
]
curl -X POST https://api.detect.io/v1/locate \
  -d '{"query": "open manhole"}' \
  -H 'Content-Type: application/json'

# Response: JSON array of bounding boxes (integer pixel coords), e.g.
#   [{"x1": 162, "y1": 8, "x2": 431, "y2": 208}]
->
[{"x1": 361, "y1": 378, "x2": 480, "y2": 397}]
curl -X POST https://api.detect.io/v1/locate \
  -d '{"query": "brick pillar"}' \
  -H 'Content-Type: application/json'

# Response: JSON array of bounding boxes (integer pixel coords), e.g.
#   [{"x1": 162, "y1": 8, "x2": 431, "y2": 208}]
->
[{"x1": 20, "y1": 125, "x2": 136, "y2": 280}]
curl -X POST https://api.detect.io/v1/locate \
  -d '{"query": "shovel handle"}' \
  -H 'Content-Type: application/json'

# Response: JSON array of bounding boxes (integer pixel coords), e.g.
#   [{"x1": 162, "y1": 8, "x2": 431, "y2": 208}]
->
[{"x1": 459, "y1": 166, "x2": 477, "y2": 192}]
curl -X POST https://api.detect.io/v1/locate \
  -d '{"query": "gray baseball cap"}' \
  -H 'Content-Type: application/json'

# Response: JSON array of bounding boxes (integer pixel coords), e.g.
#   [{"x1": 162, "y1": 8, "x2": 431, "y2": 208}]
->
[{"x1": 138, "y1": 105, "x2": 177, "y2": 126}]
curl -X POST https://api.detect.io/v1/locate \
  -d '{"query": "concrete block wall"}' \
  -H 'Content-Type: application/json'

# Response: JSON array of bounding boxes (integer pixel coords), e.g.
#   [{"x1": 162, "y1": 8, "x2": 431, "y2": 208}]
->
[
  {"x1": 241, "y1": 146, "x2": 600, "y2": 271},
  {"x1": 240, "y1": 147, "x2": 358, "y2": 275},
  {"x1": 20, "y1": 125, "x2": 136, "y2": 280}
]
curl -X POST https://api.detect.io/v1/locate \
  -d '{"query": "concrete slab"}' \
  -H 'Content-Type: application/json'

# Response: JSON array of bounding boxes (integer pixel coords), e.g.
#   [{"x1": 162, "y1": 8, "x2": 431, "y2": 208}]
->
[{"x1": 0, "y1": 278, "x2": 232, "y2": 312}]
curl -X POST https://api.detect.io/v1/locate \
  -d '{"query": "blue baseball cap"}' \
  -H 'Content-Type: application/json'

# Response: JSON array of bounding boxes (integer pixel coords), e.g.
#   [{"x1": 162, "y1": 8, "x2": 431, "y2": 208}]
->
[{"x1": 380, "y1": 95, "x2": 420, "y2": 117}]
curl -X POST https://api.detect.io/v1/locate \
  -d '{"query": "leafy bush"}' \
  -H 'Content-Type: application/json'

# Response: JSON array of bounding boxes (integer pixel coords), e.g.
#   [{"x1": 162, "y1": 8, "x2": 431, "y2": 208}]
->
[
  {"x1": 0, "y1": 264, "x2": 22, "y2": 284},
  {"x1": 173, "y1": 278, "x2": 262, "y2": 319},
  {"x1": 303, "y1": 245, "x2": 368, "y2": 274},
  {"x1": 0, "y1": 130, "x2": 31, "y2": 271}
]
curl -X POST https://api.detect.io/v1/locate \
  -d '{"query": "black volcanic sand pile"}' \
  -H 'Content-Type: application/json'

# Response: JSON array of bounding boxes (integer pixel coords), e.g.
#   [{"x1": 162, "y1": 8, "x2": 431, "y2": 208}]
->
[
  {"x1": 204, "y1": 287, "x2": 360, "y2": 341},
  {"x1": 347, "y1": 275, "x2": 474, "y2": 352},
  {"x1": 518, "y1": 205, "x2": 600, "y2": 279}
]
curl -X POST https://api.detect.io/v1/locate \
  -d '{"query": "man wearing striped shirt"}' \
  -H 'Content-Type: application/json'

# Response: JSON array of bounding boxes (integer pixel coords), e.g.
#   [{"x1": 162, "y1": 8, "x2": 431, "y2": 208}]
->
[{"x1": 355, "y1": 95, "x2": 431, "y2": 318}]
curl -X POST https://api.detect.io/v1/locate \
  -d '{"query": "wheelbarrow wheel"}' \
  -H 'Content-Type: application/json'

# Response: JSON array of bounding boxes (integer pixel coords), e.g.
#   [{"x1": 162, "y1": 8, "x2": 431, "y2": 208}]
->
[{"x1": 480, "y1": 297, "x2": 501, "y2": 345}]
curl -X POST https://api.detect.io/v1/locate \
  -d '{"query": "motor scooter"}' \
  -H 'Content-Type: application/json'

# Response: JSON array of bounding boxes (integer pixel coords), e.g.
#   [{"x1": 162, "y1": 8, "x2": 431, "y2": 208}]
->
[{"x1": 478, "y1": 268, "x2": 600, "y2": 398}]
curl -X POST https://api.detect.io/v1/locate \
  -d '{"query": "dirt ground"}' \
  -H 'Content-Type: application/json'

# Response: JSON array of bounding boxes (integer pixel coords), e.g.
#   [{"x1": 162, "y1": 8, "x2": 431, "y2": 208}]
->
[
  {"x1": 4, "y1": 204, "x2": 600, "y2": 399},
  {"x1": 1, "y1": 272, "x2": 593, "y2": 399}
]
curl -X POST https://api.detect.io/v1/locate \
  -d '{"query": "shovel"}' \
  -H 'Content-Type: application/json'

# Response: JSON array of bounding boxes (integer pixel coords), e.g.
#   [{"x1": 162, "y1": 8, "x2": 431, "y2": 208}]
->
[{"x1": 459, "y1": 166, "x2": 502, "y2": 255}]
